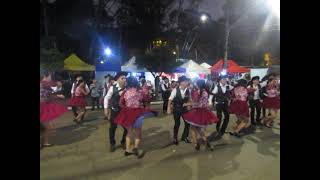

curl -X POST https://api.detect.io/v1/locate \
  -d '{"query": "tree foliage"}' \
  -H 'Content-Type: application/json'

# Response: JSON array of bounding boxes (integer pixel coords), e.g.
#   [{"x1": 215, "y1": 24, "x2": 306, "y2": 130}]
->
[
  {"x1": 135, "y1": 46, "x2": 182, "y2": 76},
  {"x1": 40, "y1": 38, "x2": 66, "y2": 72}
]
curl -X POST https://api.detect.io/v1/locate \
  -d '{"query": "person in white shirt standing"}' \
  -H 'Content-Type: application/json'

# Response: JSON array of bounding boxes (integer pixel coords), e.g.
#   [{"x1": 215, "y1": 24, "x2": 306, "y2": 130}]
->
[
  {"x1": 208, "y1": 75, "x2": 234, "y2": 140},
  {"x1": 247, "y1": 76, "x2": 268, "y2": 127},
  {"x1": 161, "y1": 77, "x2": 171, "y2": 114}
]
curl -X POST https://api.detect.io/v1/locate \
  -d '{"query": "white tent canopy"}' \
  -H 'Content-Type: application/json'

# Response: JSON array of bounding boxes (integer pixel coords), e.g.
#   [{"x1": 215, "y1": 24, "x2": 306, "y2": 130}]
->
[
  {"x1": 200, "y1": 62, "x2": 212, "y2": 69},
  {"x1": 121, "y1": 56, "x2": 147, "y2": 72},
  {"x1": 180, "y1": 60, "x2": 211, "y2": 74}
]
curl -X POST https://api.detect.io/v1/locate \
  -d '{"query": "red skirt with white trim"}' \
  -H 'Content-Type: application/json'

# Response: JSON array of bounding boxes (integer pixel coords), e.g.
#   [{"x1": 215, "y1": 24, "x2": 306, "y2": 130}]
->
[
  {"x1": 229, "y1": 100, "x2": 250, "y2": 118},
  {"x1": 115, "y1": 107, "x2": 158, "y2": 128},
  {"x1": 182, "y1": 108, "x2": 219, "y2": 127},
  {"x1": 68, "y1": 96, "x2": 87, "y2": 108},
  {"x1": 262, "y1": 97, "x2": 280, "y2": 109},
  {"x1": 40, "y1": 102, "x2": 68, "y2": 122}
]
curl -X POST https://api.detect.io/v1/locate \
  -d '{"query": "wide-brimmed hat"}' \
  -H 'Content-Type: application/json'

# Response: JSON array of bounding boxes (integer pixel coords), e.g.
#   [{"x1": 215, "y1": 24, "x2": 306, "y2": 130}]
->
[
  {"x1": 178, "y1": 76, "x2": 189, "y2": 83},
  {"x1": 251, "y1": 76, "x2": 260, "y2": 81},
  {"x1": 114, "y1": 72, "x2": 128, "y2": 80}
]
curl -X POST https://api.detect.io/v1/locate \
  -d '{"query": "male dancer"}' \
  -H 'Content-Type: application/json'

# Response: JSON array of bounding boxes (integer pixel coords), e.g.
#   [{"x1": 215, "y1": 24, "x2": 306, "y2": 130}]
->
[
  {"x1": 104, "y1": 72, "x2": 128, "y2": 152},
  {"x1": 208, "y1": 75, "x2": 233, "y2": 141},
  {"x1": 161, "y1": 77, "x2": 171, "y2": 114},
  {"x1": 248, "y1": 76, "x2": 268, "y2": 127},
  {"x1": 167, "y1": 76, "x2": 191, "y2": 145}
]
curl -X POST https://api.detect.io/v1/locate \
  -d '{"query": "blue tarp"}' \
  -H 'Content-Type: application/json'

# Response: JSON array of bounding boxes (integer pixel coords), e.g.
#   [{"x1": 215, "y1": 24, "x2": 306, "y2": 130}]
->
[
  {"x1": 95, "y1": 57, "x2": 121, "y2": 71},
  {"x1": 175, "y1": 67, "x2": 186, "y2": 73}
]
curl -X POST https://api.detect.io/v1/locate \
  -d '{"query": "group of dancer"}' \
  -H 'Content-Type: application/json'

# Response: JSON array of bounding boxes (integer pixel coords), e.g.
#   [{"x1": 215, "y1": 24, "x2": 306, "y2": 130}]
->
[{"x1": 40, "y1": 71, "x2": 280, "y2": 159}]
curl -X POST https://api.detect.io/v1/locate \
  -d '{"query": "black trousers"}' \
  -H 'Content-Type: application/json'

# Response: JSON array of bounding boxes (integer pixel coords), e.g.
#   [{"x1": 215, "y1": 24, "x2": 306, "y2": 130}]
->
[
  {"x1": 262, "y1": 107, "x2": 266, "y2": 118},
  {"x1": 109, "y1": 109, "x2": 127, "y2": 145},
  {"x1": 249, "y1": 100, "x2": 262, "y2": 125},
  {"x1": 173, "y1": 111, "x2": 190, "y2": 140},
  {"x1": 162, "y1": 92, "x2": 170, "y2": 112},
  {"x1": 91, "y1": 97, "x2": 100, "y2": 110},
  {"x1": 216, "y1": 103, "x2": 230, "y2": 135}
]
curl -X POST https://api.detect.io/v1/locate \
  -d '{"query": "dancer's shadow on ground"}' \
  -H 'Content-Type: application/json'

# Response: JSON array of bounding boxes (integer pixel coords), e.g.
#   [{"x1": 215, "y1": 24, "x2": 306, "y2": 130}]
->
[
  {"x1": 140, "y1": 126, "x2": 172, "y2": 152},
  {"x1": 50, "y1": 123, "x2": 99, "y2": 146},
  {"x1": 244, "y1": 127, "x2": 280, "y2": 157},
  {"x1": 197, "y1": 139, "x2": 244, "y2": 180},
  {"x1": 140, "y1": 139, "x2": 244, "y2": 180}
]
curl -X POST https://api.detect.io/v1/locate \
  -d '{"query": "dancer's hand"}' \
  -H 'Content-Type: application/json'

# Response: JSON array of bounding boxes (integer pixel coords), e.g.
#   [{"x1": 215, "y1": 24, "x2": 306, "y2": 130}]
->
[{"x1": 57, "y1": 94, "x2": 65, "y2": 99}]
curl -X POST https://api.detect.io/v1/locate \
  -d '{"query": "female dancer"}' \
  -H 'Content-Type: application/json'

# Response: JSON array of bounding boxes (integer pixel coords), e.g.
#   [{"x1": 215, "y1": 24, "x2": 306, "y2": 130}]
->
[
  {"x1": 140, "y1": 79, "x2": 153, "y2": 108},
  {"x1": 261, "y1": 78, "x2": 280, "y2": 128},
  {"x1": 228, "y1": 79, "x2": 251, "y2": 137},
  {"x1": 182, "y1": 79, "x2": 219, "y2": 151},
  {"x1": 68, "y1": 80, "x2": 89, "y2": 124},
  {"x1": 115, "y1": 77, "x2": 157, "y2": 158},
  {"x1": 40, "y1": 72, "x2": 68, "y2": 148}
]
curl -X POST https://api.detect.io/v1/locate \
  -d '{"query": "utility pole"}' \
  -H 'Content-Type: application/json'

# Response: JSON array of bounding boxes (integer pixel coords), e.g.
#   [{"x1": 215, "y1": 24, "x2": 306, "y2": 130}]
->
[{"x1": 223, "y1": 5, "x2": 230, "y2": 69}]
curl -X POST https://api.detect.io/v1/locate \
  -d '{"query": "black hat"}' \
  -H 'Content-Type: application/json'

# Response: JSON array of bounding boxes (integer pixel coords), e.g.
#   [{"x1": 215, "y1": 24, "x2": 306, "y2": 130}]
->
[
  {"x1": 218, "y1": 75, "x2": 228, "y2": 82},
  {"x1": 178, "y1": 76, "x2": 189, "y2": 83},
  {"x1": 114, "y1": 72, "x2": 128, "y2": 80},
  {"x1": 237, "y1": 79, "x2": 247, "y2": 87},
  {"x1": 251, "y1": 76, "x2": 260, "y2": 81},
  {"x1": 162, "y1": 76, "x2": 169, "y2": 80},
  {"x1": 139, "y1": 76, "x2": 146, "y2": 80}
]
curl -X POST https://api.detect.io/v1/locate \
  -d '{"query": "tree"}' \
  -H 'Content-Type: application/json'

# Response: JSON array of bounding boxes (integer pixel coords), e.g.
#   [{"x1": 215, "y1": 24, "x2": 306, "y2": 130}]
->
[
  {"x1": 40, "y1": 38, "x2": 66, "y2": 72},
  {"x1": 135, "y1": 46, "x2": 183, "y2": 98}
]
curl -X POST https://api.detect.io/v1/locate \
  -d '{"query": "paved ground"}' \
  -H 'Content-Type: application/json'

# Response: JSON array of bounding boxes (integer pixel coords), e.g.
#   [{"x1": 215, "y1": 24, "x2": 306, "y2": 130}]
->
[{"x1": 40, "y1": 105, "x2": 280, "y2": 180}]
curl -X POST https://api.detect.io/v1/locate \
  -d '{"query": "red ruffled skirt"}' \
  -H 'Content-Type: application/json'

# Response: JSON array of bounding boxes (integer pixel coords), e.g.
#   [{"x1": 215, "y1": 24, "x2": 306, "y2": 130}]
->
[
  {"x1": 262, "y1": 97, "x2": 280, "y2": 109},
  {"x1": 68, "y1": 96, "x2": 87, "y2": 107},
  {"x1": 40, "y1": 102, "x2": 68, "y2": 122},
  {"x1": 229, "y1": 100, "x2": 250, "y2": 118},
  {"x1": 182, "y1": 108, "x2": 219, "y2": 127},
  {"x1": 115, "y1": 107, "x2": 158, "y2": 128}
]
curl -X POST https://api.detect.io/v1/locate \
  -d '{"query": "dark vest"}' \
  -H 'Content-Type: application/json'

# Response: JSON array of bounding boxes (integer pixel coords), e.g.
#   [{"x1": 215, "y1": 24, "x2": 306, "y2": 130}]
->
[
  {"x1": 110, "y1": 85, "x2": 124, "y2": 111},
  {"x1": 173, "y1": 87, "x2": 190, "y2": 113},
  {"x1": 215, "y1": 84, "x2": 231, "y2": 104},
  {"x1": 248, "y1": 84, "x2": 264, "y2": 101}
]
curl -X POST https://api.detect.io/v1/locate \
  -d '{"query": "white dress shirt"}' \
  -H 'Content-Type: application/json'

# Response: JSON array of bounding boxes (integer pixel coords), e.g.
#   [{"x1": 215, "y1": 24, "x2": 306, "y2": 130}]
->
[
  {"x1": 247, "y1": 81, "x2": 268, "y2": 100},
  {"x1": 169, "y1": 87, "x2": 189, "y2": 100},
  {"x1": 104, "y1": 83, "x2": 124, "y2": 108},
  {"x1": 208, "y1": 83, "x2": 234, "y2": 105},
  {"x1": 161, "y1": 83, "x2": 170, "y2": 92}
]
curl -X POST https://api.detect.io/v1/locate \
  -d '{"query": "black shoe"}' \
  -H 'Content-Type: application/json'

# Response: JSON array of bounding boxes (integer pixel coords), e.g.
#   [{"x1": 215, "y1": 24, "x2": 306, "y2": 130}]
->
[
  {"x1": 173, "y1": 139, "x2": 179, "y2": 145},
  {"x1": 110, "y1": 144, "x2": 116, "y2": 152},
  {"x1": 124, "y1": 151, "x2": 134, "y2": 156},
  {"x1": 195, "y1": 143, "x2": 200, "y2": 151},
  {"x1": 206, "y1": 142, "x2": 214, "y2": 151},
  {"x1": 229, "y1": 132, "x2": 241, "y2": 138},
  {"x1": 181, "y1": 138, "x2": 191, "y2": 144}
]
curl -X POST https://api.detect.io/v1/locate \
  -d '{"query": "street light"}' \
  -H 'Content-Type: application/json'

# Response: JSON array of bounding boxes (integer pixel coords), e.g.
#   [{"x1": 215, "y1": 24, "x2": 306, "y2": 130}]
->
[
  {"x1": 267, "y1": 0, "x2": 280, "y2": 18},
  {"x1": 200, "y1": 14, "x2": 208, "y2": 23},
  {"x1": 104, "y1": 47, "x2": 112, "y2": 56},
  {"x1": 220, "y1": 69, "x2": 227, "y2": 76}
]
